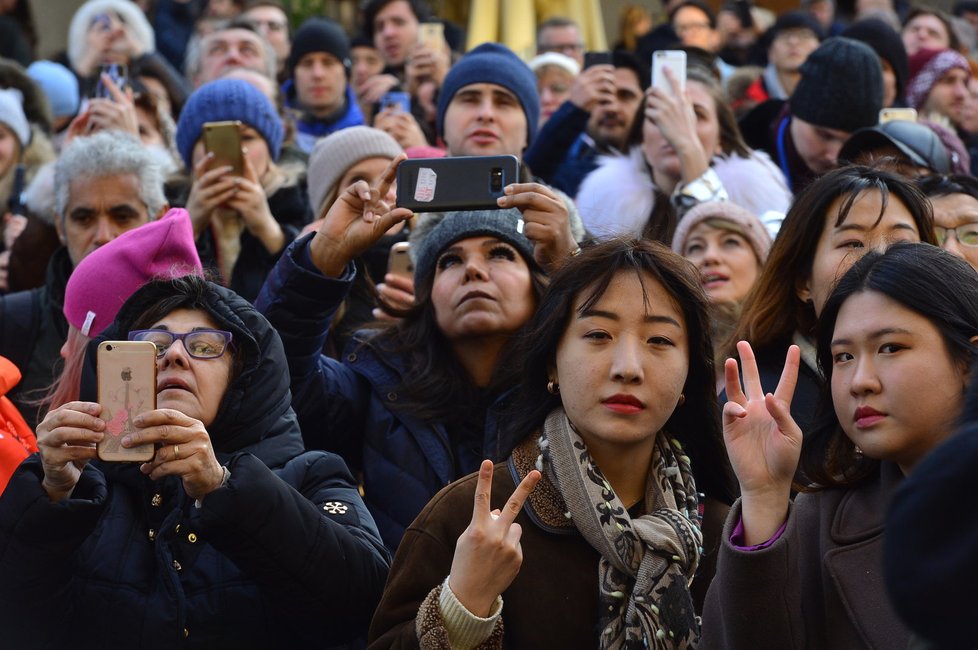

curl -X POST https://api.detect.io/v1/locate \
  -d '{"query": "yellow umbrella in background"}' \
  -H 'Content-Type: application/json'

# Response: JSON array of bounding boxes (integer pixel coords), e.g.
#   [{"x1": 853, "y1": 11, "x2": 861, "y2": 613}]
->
[{"x1": 466, "y1": 0, "x2": 607, "y2": 59}]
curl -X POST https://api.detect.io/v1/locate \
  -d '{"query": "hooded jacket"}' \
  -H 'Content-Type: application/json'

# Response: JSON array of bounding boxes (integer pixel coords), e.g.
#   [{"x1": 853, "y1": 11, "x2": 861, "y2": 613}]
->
[{"x1": 0, "y1": 278, "x2": 390, "y2": 649}]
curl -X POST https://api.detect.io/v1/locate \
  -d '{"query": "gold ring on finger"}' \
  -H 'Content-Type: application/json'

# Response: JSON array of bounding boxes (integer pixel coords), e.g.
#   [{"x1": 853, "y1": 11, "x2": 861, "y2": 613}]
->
[{"x1": 173, "y1": 444, "x2": 180, "y2": 459}]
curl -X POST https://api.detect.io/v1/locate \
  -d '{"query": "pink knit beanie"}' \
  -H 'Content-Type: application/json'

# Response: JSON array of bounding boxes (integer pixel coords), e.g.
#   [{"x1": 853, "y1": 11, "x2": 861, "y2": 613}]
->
[
  {"x1": 671, "y1": 201, "x2": 773, "y2": 263},
  {"x1": 64, "y1": 208, "x2": 203, "y2": 337}
]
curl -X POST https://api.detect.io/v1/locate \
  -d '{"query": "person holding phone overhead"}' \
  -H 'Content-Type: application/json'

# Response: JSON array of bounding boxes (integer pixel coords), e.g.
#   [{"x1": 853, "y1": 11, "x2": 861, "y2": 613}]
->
[
  {"x1": 368, "y1": 238, "x2": 736, "y2": 648},
  {"x1": 0, "y1": 270, "x2": 390, "y2": 647},
  {"x1": 174, "y1": 78, "x2": 312, "y2": 302}
]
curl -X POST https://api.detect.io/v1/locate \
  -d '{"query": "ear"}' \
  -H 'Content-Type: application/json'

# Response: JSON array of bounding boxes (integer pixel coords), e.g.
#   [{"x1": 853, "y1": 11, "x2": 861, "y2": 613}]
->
[
  {"x1": 795, "y1": 274, "x2": 813, "y2": 304},
  {"x1": 54, "y1": 214, "x2": 65, "y2": 245}
]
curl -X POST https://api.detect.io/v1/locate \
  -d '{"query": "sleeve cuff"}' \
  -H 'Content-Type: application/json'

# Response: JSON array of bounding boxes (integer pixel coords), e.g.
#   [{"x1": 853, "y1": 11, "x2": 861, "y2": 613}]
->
[
  {"x1": 438, "y1": 576, "x2": 502, "y2": 649},
  {"x1": 671, "y1": 167, "x2": 729, "y2": 211},
  {"x1": 730, "y1": 515, "x2": 788, "y2": 551}
]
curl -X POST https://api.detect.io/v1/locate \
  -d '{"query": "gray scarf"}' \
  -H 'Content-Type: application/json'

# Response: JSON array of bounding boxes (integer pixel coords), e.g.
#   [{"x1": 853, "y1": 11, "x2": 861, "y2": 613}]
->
[{"x1": 539, "y1": 408, "x2": 703, "y2": 649}]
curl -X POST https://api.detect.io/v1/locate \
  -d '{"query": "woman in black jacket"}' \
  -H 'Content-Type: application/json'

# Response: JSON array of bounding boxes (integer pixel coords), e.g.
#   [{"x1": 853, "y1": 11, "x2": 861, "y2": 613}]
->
[{"x1": 0, "y1": 274, "x2": 389, "y2": 649}]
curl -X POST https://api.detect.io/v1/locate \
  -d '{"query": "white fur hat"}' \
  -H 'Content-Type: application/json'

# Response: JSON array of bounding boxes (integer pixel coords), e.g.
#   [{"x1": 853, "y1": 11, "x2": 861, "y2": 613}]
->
[{"x1": 67, "y1": 0, "x2": 154, "y2": 72}]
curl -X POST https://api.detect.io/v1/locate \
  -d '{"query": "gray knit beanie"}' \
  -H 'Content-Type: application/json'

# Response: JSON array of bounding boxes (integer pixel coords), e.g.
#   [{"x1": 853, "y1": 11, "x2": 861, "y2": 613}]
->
[
  {"x1": 306, "y1": 126, "x2": 403, "y2": 213},
  {"x1": 672, "y1": 200, "x2": 772, "y2": 263},
  {"x1": 789, "y1": 37, "x2": 883, "y2": 133},
  {"x1": 412, "y1": 209, "x2": 536, "y2": 283}
]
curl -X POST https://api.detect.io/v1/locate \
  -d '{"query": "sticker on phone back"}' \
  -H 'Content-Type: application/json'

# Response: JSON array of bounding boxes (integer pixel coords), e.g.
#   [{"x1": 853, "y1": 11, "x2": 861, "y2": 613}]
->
[{"x1": 414, "y1": 167, "x2": 437, "y2": 202}]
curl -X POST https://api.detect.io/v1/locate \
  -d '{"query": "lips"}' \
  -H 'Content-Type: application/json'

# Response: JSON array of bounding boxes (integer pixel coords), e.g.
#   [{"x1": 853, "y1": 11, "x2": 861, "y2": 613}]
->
[
  {"x1": 702, "y1": 272, "x2": 729, "y2": 288},
  {"x1": 157, "y1": 377, "x2": 192, "y2": 393},
  {"x1": 457, "y1": 290, "x2": 495, "y2": 306},
  {"x1": 854, "y1": 405, "x2": 886, "y2": 428},
  {"x1": 468, "y1": 129, "x2": 499, "y2": 144},
  {"x1": 602, "y1": 394, "x2": 646, "y2": 414}
]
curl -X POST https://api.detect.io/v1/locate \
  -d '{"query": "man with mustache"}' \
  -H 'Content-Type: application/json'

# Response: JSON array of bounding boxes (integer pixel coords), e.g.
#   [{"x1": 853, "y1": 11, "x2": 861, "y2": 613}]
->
[{"x1": 523, "y1": 51, "x2": 646, "y2": 198}]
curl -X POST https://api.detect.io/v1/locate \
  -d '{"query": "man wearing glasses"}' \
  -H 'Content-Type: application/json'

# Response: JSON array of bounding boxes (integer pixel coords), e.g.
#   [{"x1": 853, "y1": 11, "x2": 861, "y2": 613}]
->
[
  {"x1": 243, "y1": 0, "x2": 292, "y2": 83},
  {"x1": 536, "y1": 17, "x2": 585, "y2": 68}
]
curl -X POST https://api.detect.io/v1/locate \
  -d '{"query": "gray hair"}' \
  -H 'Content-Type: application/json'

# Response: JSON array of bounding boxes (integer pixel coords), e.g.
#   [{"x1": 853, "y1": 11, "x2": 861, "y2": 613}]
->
[
  {"x1": 185, "y1": 19, "x2": 278, "y2": 86},
  {"x1": 55, "y1": 131, "x2": 167, "y2": 222}
]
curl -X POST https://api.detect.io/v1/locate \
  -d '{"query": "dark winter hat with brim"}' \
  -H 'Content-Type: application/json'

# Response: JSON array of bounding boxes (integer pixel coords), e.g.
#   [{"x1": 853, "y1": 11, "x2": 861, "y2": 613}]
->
[
  {"x1": 789, "y1": 37, "x2": 884, "y2": 133},
  {"x1": 839, "y1": 120, "x2": 952, "y2": 174}
]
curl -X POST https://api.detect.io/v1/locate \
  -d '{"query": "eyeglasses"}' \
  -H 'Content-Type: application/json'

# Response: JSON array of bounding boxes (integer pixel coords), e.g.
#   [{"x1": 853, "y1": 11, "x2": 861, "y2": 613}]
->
[
  {"x1": 935, "y1": 224, "x2": 978, "y2": 247},
  {"x1": 128, "y1": 329, "x2": 233, "y2": 359},
  {"x1": 248, "y1": 19, "x2": 288, "y2": 33},
  {"x1": 675, "y1": 21, "x2": 711, "y2": 35},
  {"x1": 539, "y1": 43, "x2": 584, "y2": 55}
]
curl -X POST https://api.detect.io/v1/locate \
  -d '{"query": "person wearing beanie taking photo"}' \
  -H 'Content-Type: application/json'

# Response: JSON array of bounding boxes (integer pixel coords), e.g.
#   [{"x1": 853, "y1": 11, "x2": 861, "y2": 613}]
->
[
  {"x1": 744, "y1": 11, "x2": 824, "y2": 106},
  {"x1": 906, "y1": 47, "x2": 971, "y2": 130},
  {"x1": 302, "y1": 125, "x2": 408, "y2": 355},
  {"x1": 174, "y1": 78, "x2": 311, "y2": 303},
  {"x1": 672, "y1": 200, "x2": 772, "y2": 390},
  {"x1": 426, "y1": 42, "x2": 584, "y2": 269},
  {"x1": 255, "y1": 155, "x2": 558, "y2": 550},
  {"x1": 739, "y1": 37, "x2": 884, "y2": 194},
  {"x1": 283, "y1": 18, "x2": 365, "y2": 154}
]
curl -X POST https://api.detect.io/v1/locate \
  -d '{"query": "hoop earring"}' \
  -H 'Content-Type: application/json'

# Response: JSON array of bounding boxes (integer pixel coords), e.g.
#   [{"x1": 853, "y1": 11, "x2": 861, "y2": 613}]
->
[
  {"x1": 677, "y1": 393, "x2": 685, "y2": 406},
  {"x1": 547, "y1": 380, "x2": 559, "y2": 395}
]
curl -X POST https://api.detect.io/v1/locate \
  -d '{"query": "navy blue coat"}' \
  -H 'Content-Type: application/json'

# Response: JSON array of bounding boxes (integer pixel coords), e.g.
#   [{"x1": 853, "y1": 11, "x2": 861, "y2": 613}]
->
[
  {"x1": 256, "y1": 236, "x2": 514, "y2": 550},
  {"x1": 0, "y1": 280, "x2": 390, "y2": 649}
]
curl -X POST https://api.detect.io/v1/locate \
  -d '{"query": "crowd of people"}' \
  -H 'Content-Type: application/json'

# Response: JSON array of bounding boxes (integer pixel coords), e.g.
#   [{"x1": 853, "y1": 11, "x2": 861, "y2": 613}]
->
[{"x1": 0, "y1": 0, "x2": 976, "y2": 647}]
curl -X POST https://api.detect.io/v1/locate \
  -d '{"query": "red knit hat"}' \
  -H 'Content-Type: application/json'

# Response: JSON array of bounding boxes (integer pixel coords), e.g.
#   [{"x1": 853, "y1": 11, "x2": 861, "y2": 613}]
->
[{"x1": 906, "y1": 48, "x2": 970, "y2": 110}]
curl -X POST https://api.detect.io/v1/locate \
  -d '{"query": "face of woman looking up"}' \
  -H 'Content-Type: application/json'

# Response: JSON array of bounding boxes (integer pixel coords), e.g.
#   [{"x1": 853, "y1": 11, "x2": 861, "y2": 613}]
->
[
  {"x1": 682, "y1": 221, "x2": 761, "y2": 304},
  {"x1": 552, "y1": 271, "x2": 689, "y2": 460},
  {"x1": 430, "y1": 236, "x2": 536, "y2": 342}
]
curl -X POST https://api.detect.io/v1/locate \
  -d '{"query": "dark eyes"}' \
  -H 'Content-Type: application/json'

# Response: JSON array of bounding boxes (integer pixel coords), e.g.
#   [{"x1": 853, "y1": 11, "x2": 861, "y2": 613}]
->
[{"x1": 436, "y1": 245, "x2": 517, "y2": 270}]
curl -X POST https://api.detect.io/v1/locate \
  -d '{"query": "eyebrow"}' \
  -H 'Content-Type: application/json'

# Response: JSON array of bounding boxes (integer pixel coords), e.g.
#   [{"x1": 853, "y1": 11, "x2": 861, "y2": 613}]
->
[
  {"x1": 579, "y1": 308, "x2": 682, "y2": 328},
  {"x1": 831, "y1": 327, "x2": 914, "y2": 346},
  {"x1": 834, "y1": 222, "x2": 916, "y2": 233},
  {"x1": 440, "y1": 238, "x2": 507, "y2": 255}
]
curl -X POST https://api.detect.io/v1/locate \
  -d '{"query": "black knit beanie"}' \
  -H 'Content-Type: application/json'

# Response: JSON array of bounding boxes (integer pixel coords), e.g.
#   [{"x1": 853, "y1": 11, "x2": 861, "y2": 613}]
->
[
  {"x1": 789, "y1": 37, "x2": 883, "y2": 133},
  {"x1": 842, "y1": 18, "x2": 910, "y2": 104},
  {"x1": 288, "y1": 18, "x2": 351, "y2": 78}
]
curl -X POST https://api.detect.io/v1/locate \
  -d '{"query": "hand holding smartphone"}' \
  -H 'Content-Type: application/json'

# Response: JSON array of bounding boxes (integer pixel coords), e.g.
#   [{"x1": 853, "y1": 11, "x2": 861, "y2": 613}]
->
[
  {"x1": 97, "y1": 341, "x2": 157, "y2": 462},
  {"x1": 94, "y1": 63, "x2": 128, "y2": 101},
  {"x1": 203, "y1": 120, "x2": 244, "y2": 176}
]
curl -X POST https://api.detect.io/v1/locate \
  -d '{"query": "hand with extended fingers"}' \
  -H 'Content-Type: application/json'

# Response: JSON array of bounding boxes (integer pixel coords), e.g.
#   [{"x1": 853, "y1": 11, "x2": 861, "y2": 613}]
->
[
  {"x1": 310, "y1": 153, "x2": 413, "y2": 278},
  {"x1": 448, "y1": 460, "x2": 541, "y2": 617},
  {"x1": 723, "y1": 341, "x2": 802, "y2": 545},
  {"x1": 495, "y1": 183, "x2": 577, "y2": 272}
]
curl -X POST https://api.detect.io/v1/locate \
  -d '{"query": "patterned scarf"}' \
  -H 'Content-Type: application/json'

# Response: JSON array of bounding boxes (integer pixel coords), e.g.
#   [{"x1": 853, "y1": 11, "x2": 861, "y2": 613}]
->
[{"x1": 538, "y1": 408, "x2": 703, "y2": 649}]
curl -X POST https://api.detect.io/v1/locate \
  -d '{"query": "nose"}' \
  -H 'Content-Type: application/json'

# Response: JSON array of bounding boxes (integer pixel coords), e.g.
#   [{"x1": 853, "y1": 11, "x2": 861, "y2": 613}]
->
[
  {"x1": 849, "y1": 355, "x2": 881, "y2": 396},
  {"x1": 475, "y1": 97, "x2": 496, "y2": 121},
  {"x1": 824, "y1": 140, "x2": 843, "y2": 166},
  {"x1": 610, "y1": 335, "x2": 644, "y2": 384},
  {"x1": 701, "y1": 241, "x2": 721, "y2": 265},
  {"x1": 462, "y1": 254, "x2": 489, "y2": 281},
  {"x1": 158, "y1": 339, "x2": 190, "y2": 369},
  {"x1": 93, "y1": 216, "x2": 114, "y2": 247},
  {"x1": 942, "y1": 230, "x2": 966, "y2": 259}
]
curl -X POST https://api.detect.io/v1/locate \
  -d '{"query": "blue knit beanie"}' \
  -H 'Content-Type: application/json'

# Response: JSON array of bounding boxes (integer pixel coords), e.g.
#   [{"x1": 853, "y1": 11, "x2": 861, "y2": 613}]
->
[
  {"x1": 176, "y1": 79, "x2": 284, "y2": 168},
  {"x1": 436, "y1": 43, "x2": 539, "y2": 147}
]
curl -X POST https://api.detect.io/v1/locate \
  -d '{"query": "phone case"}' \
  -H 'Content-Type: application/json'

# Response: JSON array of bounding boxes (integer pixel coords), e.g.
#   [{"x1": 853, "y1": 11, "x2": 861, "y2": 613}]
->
[
  {"x1": 652, "y1": 50, "x2": 686, "y2": 93},
  {"x1": 584, "y1": 51, "x2": 613, "y2": 69},
  {"x1": 203, "y1": 120, "x2": 244, "y2": 175},
  {"x1": 97, "y1": 341, "x2": 157, "y2": 462},
  {"x1": 396, "y1": 155, "x2": 520, "y2": 212},
  {"x1": 418, "y1": 22, "x2": 444, "y2": 48},
  {"x1": 387, "y1": 242, "x2": 414, "y2": 279},
  {"x1": 94, "y1": 63, "x2": 128, "y2": 99},
  {"x1": 380, "y1": 91, "x2": 411, "y2": 113}
]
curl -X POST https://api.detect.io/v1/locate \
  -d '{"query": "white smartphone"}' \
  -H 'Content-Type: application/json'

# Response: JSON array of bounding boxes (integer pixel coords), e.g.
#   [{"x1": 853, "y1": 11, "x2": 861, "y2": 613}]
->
[
  {"x1": 879, "y1": 107, "x2": 918, "y2": 124},
  {"x1": 652, "y1": 50, "x2": 687, "y2": 93}
]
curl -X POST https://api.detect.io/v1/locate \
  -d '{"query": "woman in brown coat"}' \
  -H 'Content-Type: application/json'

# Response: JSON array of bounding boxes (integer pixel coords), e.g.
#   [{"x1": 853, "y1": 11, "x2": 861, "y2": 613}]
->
[{"x1": 368, "y1": 238, "x2": 737, "y2": 649}]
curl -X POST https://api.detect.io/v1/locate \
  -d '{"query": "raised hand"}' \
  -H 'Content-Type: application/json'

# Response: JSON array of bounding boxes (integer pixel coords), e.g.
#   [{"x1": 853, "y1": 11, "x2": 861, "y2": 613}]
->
[
  {"x1": 447, "y1": 460, "x2": 541, "y2": 617},
  {"x1": 36, "y1": 402, "x2": 105, "y2": 501},
  {"x1": 309, "y1": 154, "x2": 413, "y2": 277},
  {"x1": 495, "y1": 182, "x2": 577, "y2": 272},
  {"x1": 123, "y1": 409, "x2": 225, "y2": 501},
  {"x1": 723, "y1": 341, "x2": 802, "y2": 544},
  {"x1": 644, "y1": 69, "x2": 712, "y2": 185},
  {"x1": 224, "y1": 150, "x2": 284, "y2": 254}
]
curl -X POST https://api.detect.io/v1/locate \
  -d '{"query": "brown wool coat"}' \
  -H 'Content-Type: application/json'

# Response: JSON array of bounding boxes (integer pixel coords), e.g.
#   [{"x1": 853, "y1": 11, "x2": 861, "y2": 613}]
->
[
  {"x1": 700, "y1": 462, "x2": 910, "y2": 650},
  {"x1": 368, "y1": 438, "x2": 728, "y2": 649}
]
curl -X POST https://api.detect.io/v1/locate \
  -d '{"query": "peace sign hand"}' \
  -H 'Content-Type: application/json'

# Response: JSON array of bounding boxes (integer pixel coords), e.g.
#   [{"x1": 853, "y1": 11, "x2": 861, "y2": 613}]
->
[
  {"x1": 447, "y1": 460, "x2": 541, "y2": 617},
  {"x1": 723, "y1": 341, "x2": 802, "y2": 545}
]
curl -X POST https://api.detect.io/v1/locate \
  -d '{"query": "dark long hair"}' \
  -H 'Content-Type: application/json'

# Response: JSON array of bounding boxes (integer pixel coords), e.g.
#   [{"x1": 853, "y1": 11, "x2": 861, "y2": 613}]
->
[
  {"x1": 800, "y1": 242, "x2": 978, "y2": 489},
  {"x1": 505, "y1": 238, "x2": 737, "y2": 504},
  {"x1": 727, "y1": 165, "x2": 937, "y2": 358}
]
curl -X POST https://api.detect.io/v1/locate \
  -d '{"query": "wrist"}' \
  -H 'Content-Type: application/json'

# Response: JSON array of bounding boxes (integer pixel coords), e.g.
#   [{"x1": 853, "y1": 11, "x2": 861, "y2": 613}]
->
[
  {"x1": 447, "y1": 577, "x2": 495, "y2": 618},
  {"x1": 309, "y1": 233, "x2": 351, "y2": 277},
  {"x1": 739, "y1": 487, "x2": 791, "y2": 546}
]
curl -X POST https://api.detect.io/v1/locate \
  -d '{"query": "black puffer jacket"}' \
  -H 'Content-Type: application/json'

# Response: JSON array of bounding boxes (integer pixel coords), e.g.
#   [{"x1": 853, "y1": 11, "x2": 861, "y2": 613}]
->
[{"x1": 0, "y1": 278, "x2": 390, "y2": 649}]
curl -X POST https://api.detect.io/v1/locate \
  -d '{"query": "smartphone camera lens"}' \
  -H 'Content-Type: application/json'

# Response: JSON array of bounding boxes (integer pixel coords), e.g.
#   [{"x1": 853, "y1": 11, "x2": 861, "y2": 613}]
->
[
  {"x1": 490, "y1": 168, "x2": 503, "y2": 192},
  {"x1": 105, "y1": 345, "x2": 113, "y2": 351}
]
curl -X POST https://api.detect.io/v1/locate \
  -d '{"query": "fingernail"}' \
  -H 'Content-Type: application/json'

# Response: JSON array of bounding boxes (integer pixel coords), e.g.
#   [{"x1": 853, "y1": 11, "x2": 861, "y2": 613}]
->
[
  {"x1": 134, "y1": 415, "x2": 143, "y2": 426},
  {"x1": 496, "y1": 197, "x2": 506, "y2": 206},
  {"x1": 121, "y1": 436, "x2": 131, "y2": 447}
]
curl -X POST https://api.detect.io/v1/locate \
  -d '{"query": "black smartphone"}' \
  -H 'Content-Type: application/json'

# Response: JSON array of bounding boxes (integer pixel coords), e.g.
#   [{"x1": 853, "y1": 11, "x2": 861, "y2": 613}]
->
[
  {"x1": 583, "y1": 51, "x2": 613, "y2": 68},
  {"x1": 396, "y1": 155, "x2": 520, "y2": 212},
  {"x1": 94, "y1": 63, "x2": 128, "y2": 100}
]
